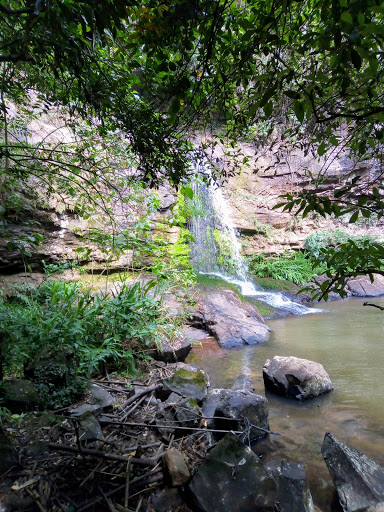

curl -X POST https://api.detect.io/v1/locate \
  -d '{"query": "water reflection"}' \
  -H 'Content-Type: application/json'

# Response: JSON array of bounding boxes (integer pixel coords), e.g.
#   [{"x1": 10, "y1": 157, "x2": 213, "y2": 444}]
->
[{"x1": 187, "y1": 296, "x2": 384, "y2": 511}]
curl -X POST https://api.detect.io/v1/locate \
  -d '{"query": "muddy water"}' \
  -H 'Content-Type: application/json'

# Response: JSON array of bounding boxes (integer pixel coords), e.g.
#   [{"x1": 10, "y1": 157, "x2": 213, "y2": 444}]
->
[{"x1": 187, "y1": 296, "x2": 384, "y2": 511}]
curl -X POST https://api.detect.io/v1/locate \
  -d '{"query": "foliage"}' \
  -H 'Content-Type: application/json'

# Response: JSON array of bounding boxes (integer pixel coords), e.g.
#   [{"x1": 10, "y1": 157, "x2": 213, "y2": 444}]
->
[
  {"x1": 303, "y1": 238, "x2": 384, "y2": 300},
  {"x1": 42, "y1": 259, "x2": 81, "y2": 276},
  {"x1": 1, "y1": 0, "x2": 384, "y2": 297},
  {"x1": 249, "y1": 251, "x2": 326, "y2": 285},
  {"x1": 0, "y1": 279, "x2": 163, "y2": 382},
  {"x1": 304, "y1": 229, "x2": 378, "y2": 258}
]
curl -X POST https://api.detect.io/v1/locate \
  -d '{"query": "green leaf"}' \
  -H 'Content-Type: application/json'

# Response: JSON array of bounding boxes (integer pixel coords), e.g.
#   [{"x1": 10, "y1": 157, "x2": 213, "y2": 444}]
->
[
  {"x1": 293, "y1": 100, "x2": 304, "y2": 122},
  {"x1": 341, "y1": 11, "x2": 353, "y2": 24},
  {"x1": 317, "y1": 142, "x2": 326, "y2": 156},
  {"x1": 351, "y1": 49, "x2": 362, "y2": 70},
  {"x1": 263, "y1": 101, "x2": 273, "y2": 118},
  {"x1": 183, "y1": 186, "x2": 194, "y2": 200},
  {"x1": 349, "y1": 211, "x2": 359, "y2": 223},
  {"x1": 284, "y1": 90, "x2": 301, "y2": 100}
]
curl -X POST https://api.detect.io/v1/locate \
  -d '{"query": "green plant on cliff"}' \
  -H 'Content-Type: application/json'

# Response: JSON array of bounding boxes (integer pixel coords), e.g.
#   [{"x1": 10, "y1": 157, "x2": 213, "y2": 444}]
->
[{"x1": 249, "y1": 251, "x2": 326, "y2": 285}]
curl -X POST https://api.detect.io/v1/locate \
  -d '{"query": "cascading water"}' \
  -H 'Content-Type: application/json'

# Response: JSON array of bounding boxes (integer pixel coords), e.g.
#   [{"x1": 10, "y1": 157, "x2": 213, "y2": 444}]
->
[{"x1": 188, "y1": 163, "x2": 317, "y2": 315}]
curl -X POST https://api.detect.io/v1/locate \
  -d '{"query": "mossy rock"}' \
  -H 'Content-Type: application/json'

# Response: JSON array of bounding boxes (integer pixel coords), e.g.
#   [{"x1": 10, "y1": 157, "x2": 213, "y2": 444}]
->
[
  {"x1": 161, "y1": 363, "x2": 210, "y2": 404},
  {"x1": 1, "y1": 379, "x2": 42, "y2": 413}
]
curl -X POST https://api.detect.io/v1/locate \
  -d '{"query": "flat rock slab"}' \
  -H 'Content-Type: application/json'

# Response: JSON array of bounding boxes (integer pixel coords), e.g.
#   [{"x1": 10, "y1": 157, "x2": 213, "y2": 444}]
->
[
  {"x1": 195, "y1": 289, "x2": 271, "y2": 348},
  {"x1": 70, "y1": 384, "x2": 114, "y2": 417},
  {"x1": 347, "y1": 274, "x2": 384, "y2": 297},
  {"x1": 189, "y1": 433, "x2": 276, "y2": 512},
  {"x1": 322, "y1": 432, "x2": 384, "y2": 512},
  {"x1": 263, "y1": 356, "x2": 333, "y2": 400}
]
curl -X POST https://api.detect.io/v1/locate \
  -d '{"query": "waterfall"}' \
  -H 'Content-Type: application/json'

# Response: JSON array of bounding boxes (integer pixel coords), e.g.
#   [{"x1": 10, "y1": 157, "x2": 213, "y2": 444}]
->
[{"x1": 188, "y1": 164, "x2": 317, "y2": 315}]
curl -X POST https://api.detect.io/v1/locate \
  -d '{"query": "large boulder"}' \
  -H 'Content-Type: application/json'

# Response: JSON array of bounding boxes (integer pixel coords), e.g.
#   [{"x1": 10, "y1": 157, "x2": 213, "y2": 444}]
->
[
  {"x1": 347, "y1": 274, "x2": 384, "y2": 297},
  {"x1": 193, "y1": 289, "x2": 271, "y2": 348},
  {"x1": 321, "y1": 432, "x2": 384, "y2": 512},
  {"x1": 161, "y1": 363, "x2": 210, "y2": 404},
  {"x1": 265, "y1": 459, "x2": 314, "y2": 512},
  {"x1": 263, "y1": 356, "x2": 333, "y2": 400},
  {"x1": 189, "y1": 433, "x2": 276, "y2": 512},
  {"x1": 202, "y1": 388, "x2": 269, "y2": 440}
]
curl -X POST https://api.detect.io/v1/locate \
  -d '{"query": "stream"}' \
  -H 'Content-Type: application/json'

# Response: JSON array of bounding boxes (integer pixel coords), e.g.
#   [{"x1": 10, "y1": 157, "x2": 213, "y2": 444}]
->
[{"x1": 186, "y1": 294, "x2": 384, "y2": 511}]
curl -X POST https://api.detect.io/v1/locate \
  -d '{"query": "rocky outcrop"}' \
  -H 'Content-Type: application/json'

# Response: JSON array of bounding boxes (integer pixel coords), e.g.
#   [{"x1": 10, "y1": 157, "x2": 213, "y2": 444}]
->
[
  {"x1": 189, "y1": 433, "x2": 276, "y2": 512},
  {"x1": 221, "y1": 141, "x2": 384, "y2": 256},
  {"x1": 193, "y1": 289, "x2": 271, "y2": 348},
  {"x1": 263, "y1": 356, "x2": 333, "y2": 400},
  {"x1": 322, "y1": 432, "x2": 384, "y2": 512},
  {"x1": 347, "y1": 274, "x2": 384, "y2": 297},
  {"x1": 202, "y1": 388, "x2": 269, "y2": 440},
  {"x1": 160, "y1": 363, "x2": 210, "y2": 404}
]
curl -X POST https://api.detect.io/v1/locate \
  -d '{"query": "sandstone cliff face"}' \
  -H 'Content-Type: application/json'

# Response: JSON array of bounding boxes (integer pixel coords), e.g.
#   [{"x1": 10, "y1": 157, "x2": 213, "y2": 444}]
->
[{"x1": 217, "y1": 140, "x2": 384, "y2": 256}]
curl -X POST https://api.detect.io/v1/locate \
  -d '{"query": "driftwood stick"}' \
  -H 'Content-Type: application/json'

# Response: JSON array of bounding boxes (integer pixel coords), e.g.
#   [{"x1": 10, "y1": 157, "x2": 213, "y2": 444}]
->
[
  {"x1": 124, "y1": 457, "x2": 131, "y2": 510},
  {"x1": 248, "y1": 423, "x2": 281, "y2": 436},
  {"x1": 121, "y1": 385, "x2": 162, "y2": 410},
  {"x1": 99, "y1": 420, "x2": 245, "y2": 434},
  {"x1": 48, "y1": 443, "x2": 160, "y2": 466},
  {"x1": 363, "y1": 301, "x2": 384, "y2": 311},
  {"x1": 120, "y1": 395, "x2": 148, "y2": 421}
]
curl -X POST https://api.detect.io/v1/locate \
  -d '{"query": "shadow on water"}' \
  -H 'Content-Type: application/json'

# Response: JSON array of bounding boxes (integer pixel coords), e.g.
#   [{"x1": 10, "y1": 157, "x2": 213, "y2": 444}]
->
[{"x1": 187, "y1": 295, "x2": 384, "y2": 511}]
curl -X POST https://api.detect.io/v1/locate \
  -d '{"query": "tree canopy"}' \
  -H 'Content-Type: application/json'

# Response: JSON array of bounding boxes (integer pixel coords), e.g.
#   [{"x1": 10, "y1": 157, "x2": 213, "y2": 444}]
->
[{"x1": 1, "y1": 0, "x2": 384, "y2": 294}]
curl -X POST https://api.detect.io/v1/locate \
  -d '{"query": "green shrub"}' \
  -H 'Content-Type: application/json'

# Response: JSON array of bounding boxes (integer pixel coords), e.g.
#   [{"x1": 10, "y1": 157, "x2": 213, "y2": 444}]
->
[
  {"x1": 248, "y1": 251, "x2": 325, "y2": 285},
  {"x1": 0, "y1": 279, "x2": 162, "y2": 381},
  {"x1": 304, "y1": 229, "x2": 377, "y2": 259}
]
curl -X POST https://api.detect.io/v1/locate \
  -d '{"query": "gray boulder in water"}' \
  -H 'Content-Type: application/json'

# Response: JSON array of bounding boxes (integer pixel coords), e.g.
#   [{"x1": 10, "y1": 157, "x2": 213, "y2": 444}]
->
[
  {"x1": 263, "y1": 356, "x2": 333, "y2": 399},
  {"x1": 322, "y1": 432, "x2": 384, "y2": 512}
]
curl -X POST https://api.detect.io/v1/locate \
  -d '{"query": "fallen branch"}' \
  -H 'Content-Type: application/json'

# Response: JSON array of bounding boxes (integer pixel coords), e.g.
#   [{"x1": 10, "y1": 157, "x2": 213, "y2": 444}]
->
[
  {"x1": 98, "y1": 420, "x2": 245, "y2": 434},
  {"x1": 47, "y1": 443, "x2": 160, "y2": 467},
  {"x1": 363, "y1": 302, "x2": 384, "y2": 311},
  {"x1": 120, "y1": 385, "x2": 162, "y2": 410}
]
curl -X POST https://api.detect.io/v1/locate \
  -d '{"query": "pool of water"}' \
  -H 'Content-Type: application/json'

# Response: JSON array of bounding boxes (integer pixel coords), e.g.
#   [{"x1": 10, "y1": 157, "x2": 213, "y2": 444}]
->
[{"x1": 186, "y1": 296, "x2": 384, "y2": 511}]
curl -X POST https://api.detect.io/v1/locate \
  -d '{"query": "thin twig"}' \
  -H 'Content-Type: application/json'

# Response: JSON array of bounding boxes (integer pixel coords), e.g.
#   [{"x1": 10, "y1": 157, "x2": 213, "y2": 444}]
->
[
  {"x1": 48, "y1": 443, "x2": 160, "y2": 466},
  {"x1": 100, "y1": 420, "x2": 245, "y2": 434}
]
